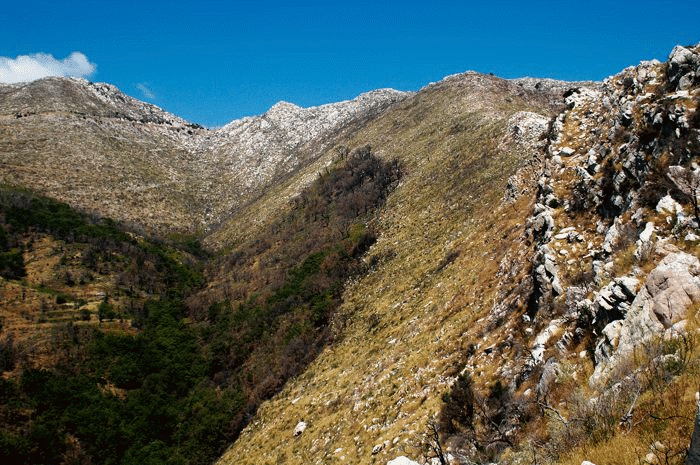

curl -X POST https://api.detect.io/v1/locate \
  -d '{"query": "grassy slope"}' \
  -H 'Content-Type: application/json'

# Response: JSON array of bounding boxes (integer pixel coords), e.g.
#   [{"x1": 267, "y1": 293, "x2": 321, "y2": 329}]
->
[
  {"x1": 215, "y1": 74, "x2": 558, "y2": 464},
  {"x1": 0, "y1": 78, "x2": 214, "y2": 236},
  {"x1": 0, "y1": 78, "x2": 410, "y2": 241}
]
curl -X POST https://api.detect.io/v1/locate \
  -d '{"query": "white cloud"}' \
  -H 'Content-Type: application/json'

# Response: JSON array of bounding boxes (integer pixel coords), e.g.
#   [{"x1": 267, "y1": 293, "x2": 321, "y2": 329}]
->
[
  {"x1": 0, "y1": 52, "x2": 96, "y2": 83},
  {"x1": 136, "y1": 83, "x2": 155, "y2": 99}
]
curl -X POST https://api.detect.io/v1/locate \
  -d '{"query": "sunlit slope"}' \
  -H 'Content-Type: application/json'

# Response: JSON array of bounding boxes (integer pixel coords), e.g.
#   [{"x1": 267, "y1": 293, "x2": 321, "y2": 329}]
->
[
  {"x1": 216, "y1": 73, "x2": 560, "y2": 464},
  {"x1": 0, "y1": 78, "x2": 407, "y2": 238}
]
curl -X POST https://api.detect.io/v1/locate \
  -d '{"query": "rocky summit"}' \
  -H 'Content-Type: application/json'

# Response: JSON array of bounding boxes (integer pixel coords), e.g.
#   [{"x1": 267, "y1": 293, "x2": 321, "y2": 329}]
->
[{"x1": 0, "y1": 44, "x2": 699, "y2": 465}]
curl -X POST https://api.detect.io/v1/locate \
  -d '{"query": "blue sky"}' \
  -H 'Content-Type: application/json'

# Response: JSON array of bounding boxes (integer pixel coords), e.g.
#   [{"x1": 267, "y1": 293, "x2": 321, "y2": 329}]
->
[{"x1": 0, "y1": 1, "x2": 698, "y2": 126}]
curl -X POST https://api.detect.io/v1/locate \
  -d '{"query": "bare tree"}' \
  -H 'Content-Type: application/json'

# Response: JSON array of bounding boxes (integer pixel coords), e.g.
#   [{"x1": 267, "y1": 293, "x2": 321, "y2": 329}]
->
[
  {"x1": 425, "y1": 418, "x2": 449, "y2": 465},
  {"x1": 667, "y1": 165, "x2": 700, "y2": 223}
]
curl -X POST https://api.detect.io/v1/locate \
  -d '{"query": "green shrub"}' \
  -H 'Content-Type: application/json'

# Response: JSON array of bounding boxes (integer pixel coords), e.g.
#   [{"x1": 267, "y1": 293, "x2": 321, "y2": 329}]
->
[
  {"x1": 0, "y1": 248, "x2": 25, "y2": 280},
  {"x1": 440, "y1": 372, "x2": 475, "y2": 434}
]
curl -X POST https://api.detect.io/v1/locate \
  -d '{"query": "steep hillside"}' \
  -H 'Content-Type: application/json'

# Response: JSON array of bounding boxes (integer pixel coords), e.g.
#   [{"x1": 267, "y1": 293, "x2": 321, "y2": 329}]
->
[
  {"x1": 0, "y1": 77, "x2": 206, "y2": 235},
  {"x1": 0, "y1": 77, "x2": 408, "y2": 236},
  {"x1": 202, "y1": 88, "x2": 409, "y2": 231},
  {"x1": 0, "y1": 186, "x2": 203, "y2": 371},
  {"x1": 1, "y1": 43, "x2": 699, "y2": 465},
  {"x1": 214, "y1": 72, "x2": 566, "y2": 463},
  {"x1": 217, "y1": 47, "x2": 700, "y2": 465},
  {"x1": 203, "y1": 72, "x2": 571, "y2": 249}
]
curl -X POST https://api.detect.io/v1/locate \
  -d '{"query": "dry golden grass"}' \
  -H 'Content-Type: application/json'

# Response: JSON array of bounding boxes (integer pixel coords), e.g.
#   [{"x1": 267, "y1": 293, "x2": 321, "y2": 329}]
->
[
  {"x1": 0, "y1": 114, "x2": 202, "y2": 235},
  {"x1": 215, "y1": 74, "x2": 557, "y2": 465},
  {"x1": 506, "y1": 308, "x2": 700, "y2": 465},
  {"x1": 554, "y1": 363, "x2": 698, "y2": 465}
]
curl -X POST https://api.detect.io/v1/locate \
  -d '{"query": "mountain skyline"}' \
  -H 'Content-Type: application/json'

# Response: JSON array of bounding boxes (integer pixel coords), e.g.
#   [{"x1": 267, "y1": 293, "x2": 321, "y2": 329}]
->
[{"x1": 2, "y1": 1, "x2": 698, "y2": 127}]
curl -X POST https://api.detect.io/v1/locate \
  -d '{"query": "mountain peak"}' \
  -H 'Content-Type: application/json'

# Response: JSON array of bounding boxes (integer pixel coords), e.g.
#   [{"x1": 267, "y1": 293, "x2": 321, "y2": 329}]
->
[{"x1": 267, "y1": 100, "x2": 302, "y2": 113}]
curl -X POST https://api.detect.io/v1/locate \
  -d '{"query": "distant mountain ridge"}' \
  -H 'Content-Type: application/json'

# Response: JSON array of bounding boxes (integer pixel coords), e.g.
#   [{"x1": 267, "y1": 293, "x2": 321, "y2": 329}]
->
[
  {"x1": 0, "y1": 77, "x2": 410, "y2": 236},
  {"x1": 0, "y1": 73, "x2": 582, "y2": 240}
]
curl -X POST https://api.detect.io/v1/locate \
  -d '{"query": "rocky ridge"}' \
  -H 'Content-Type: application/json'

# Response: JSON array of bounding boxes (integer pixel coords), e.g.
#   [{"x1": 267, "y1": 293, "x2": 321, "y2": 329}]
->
[
  {"x1": 196, "y1": 88, "x2": 411, "y2": 231},
  {"x1": 476, "y1": 43, "x2": 700, "y2": 464},
  {"x1": 525, "y1": 44, "x2": 700, "y2": 388},
  {"x1": 215, "y1": 45, "x2": 700, "y2": 465}
]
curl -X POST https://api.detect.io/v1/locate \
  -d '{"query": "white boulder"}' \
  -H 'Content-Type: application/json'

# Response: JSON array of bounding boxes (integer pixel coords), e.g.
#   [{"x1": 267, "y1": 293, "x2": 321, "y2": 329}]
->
[
  {"x1": 293, "y1": 421, "x2": 307, "y2": 436},
  {"x1": 387, "y1": 457, "x2": 421, "y2": 465}
]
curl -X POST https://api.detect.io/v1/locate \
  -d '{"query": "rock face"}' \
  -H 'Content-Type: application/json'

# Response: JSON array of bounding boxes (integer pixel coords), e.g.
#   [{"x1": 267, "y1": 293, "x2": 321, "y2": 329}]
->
[
  {"x1": 668, "y1": 45, "x2": 700, "y2": 90},
  {"x1": 520, "y1": 43, "x2": 700, "y2": 390},
  {"x1": 591, "y1": 252, "x2": 700, "y2": 385},
  {"x1": 646, "y1": 252, "x2": 700, "y2": 326}
]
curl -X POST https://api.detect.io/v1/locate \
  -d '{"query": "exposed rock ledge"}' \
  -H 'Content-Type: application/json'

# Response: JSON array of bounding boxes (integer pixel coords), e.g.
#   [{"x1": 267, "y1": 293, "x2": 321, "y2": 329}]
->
[
  {"x1": 214, "y1": 88, "x2": 412, "y2": 152},
  {"x1": 591, "y1": 252, "x2": 700, "y2": 386}
]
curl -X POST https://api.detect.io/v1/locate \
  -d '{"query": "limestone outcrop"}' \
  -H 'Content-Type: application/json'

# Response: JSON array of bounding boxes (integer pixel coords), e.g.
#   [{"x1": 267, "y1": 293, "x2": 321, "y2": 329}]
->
[
  {"x1": 591, "y1": 252, "x2": 700, "y2": 385},
  {"x1": 520, "y1": 43, "x2": 700, "y2": 391}
]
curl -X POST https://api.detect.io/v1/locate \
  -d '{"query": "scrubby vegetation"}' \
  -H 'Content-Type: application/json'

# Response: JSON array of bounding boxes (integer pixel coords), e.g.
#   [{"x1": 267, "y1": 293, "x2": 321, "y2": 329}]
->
[
  {"x1": 0, "y1": 299, "x2": 245, "y2": 465},
  {"x1": 436, "y1": 323, "x2": 699, "y2": 465},
  {"x1": 0, "y1": 186, "x2": 203, "y2": 325},
  {"x1": 0, "y1": 147, "x2": 402, "y2": 464},
  {"x1": 0, "y1": 188, "x2": 228, "y2": 464},
  {"x1": 186, "y1": 146, "x2": 403, "y2": 437}
]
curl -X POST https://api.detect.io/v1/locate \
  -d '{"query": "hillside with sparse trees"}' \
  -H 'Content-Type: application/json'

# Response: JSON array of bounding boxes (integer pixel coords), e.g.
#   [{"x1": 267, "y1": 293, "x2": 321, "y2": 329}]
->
[{"x1": 1, "y1": 43, "x2": 700, "y2": 465}]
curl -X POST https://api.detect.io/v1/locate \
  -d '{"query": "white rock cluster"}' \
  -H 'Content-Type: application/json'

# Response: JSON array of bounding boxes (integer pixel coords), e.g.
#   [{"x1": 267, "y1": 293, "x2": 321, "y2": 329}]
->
[
  {"x1": 522, "y1": 43, "x2": 700, "y2": 390},
  {"x1": 591, "y1": 252, "x2": 700, "y2": 386}
]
